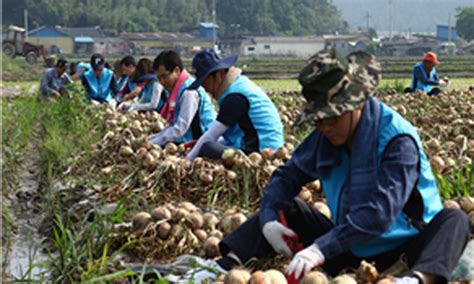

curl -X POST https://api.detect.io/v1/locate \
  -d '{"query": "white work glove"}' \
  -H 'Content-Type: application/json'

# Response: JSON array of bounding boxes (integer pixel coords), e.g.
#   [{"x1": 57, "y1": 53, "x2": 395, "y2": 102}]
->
[
  {"x1": 439, "y1": 79, "x2": 448, "y2": 87},
  {"x1": 262, "y1": 221, "x2": 297, "y2": 258},
  {"x1": 117, "y1": 102, "x2": 132, "y2": 113},
  {"x1": 149, "y1": 133, "x2": 162, "y2": 145},
  {"x1": 108, "y1": 99, "x2": 118, "y2": 109},
  {"x1": 286, "y1": 243, "x2": 325, "y2": 279},
  {"x1": 51, "y1": 90, "x2": 61, "y2": 97}
]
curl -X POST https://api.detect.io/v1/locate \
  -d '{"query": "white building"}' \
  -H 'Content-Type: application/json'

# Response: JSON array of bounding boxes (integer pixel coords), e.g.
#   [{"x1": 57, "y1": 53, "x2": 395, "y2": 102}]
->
[{"x1": 222, "y1": 36, "x2": 325, "y2": 58}]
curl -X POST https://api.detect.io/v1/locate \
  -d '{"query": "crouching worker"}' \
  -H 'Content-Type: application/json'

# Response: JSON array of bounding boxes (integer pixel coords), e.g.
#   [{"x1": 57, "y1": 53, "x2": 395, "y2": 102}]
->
[
  {"x1": 117, "y1": 55, "x2": 147, "y2": 103},
  {"x1": 81, "y1": 53, "x2": 119, "y2": 108},
  {"x1": 38, "y1": 58, "x2": 73, "y2": 101},
  {"x1": 186, "y1": 49, "x2": 284, "y2": 161},
  {"x1": 405, "y1": 52, "x2": 449, "y2": 96},
  {"x1": 149, "y1": 50, "x2": 216, "y2": 146},
  {"x1": 117, "y1": 58, "x2": 167, "y2": 113},
  {"x1": 186, "y1": 49, "x2": 470, "y2": 284}
]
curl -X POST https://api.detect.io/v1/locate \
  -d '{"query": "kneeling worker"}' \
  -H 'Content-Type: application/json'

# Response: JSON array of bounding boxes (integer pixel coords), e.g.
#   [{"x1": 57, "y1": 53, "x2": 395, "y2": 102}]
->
[
  {"x1": 39, "y1": 58, "x2": 73, "y2": 100},
  {"x1": 185, "y1": 49, "x2": 469, "y2": 284},
  {"x1": 406, "y1": 52, "x2": 449, "y2": 96},
  {"x1": 81, "y1": 53, "x2": 119, "y2": 107}
]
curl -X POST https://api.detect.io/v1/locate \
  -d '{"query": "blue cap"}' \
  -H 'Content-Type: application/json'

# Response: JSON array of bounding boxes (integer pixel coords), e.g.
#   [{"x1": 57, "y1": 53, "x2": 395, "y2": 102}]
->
[
  {"x1": 189, "y1": 49, "x2": 238, "y2": 89},
  {"x1": 90, "y1": 53, "x2": 105, "y2": 71}
]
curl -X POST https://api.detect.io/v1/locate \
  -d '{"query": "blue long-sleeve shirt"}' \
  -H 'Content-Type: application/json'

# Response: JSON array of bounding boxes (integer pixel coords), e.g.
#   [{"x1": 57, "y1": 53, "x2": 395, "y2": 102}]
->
[
  {"x1": 259, "y1": 118, "x2": 420, "y2": 260},
  {"x1": 40, "y1": 68, "x2": 73, "y2": 96},
  {"x1": 412, "y1": 64, "x2": 439, "y2": 88}
]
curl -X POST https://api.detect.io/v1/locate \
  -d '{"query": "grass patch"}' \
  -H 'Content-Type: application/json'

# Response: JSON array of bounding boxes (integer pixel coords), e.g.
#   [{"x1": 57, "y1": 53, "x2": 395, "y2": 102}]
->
[
  {"x1": 1, "y1": 96, "x2": 40, "y2": 192},
  {"x1": 254, "y1": 78, "x2": 473, "y2": 93},
  {"x1": 435, "y1": 163, "x2": 474, "y2": 200},
  {"x1": 1, "y1": 54, "x2": 44, "y2": 81}
]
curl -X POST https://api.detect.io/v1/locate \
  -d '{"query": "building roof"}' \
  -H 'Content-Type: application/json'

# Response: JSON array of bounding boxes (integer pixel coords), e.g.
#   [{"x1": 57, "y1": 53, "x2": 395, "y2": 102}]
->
[
  {"x1": 55, "y1": 26, "x2": 105, "y2": 38},
  {"x1": 27, "y1": 25, "x2": 105, "y2": 38},
  {"x1": 120, "y1": 32, "x2": 204, "y2": 42},
  {"x1": 200, "y1": 22, "x2": 219, "y2": 29},
  {"x1": 246, "y1": 35, "x2": 324, "y2": 44},
  {"x1": 323, "y1": 34, "x2": 371, "y2": 42},
  {"x1": 9, "y1": 25, "x2": 25, "y2": 33},
  {"x1": 27, "y1": 25, "x2": 68, "y2": 37}
]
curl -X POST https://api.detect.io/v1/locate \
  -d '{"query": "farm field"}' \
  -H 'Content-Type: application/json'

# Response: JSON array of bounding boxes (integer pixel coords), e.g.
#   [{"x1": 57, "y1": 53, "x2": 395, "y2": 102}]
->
[
  {"x1": 3, "y1": 54, "x2": 474, "y2": 81},
  {"x1": 1, "y1": 80, "x2": 473, "y2": 282}
]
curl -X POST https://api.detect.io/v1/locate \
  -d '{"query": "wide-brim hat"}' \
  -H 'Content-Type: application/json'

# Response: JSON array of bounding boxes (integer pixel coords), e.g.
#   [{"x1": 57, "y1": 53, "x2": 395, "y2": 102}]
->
[
  {"x1": 294, "y1": 49, "x2": 381, "y2": 126},
  {"x1": 189, "y1": 48, "x2": 238, "y2": 89}
]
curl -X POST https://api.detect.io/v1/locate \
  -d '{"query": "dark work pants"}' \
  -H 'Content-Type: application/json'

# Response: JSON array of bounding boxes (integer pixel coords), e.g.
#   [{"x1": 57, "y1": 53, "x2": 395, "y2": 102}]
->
[
  {"x1": 219, "y1": 198, "x2": 470, "y2": 281},
  {"x1": 198, "y1": 141, "x2": 233, "y2": 160},
  {"x1": 427, "y1": 87, "x2": 443, "y2": 96},
  {"x1": 404, "y1": 87, "x2": 442, "y2": 96}
]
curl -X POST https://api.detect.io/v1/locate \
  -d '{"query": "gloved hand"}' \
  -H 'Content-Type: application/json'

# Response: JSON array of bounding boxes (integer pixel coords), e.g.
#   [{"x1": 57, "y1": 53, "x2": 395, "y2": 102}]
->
[
  {"x1": 262, "y1": 221, "x2": 297, "y2": 258},
  {"x1": 117, "y1": 102, "x2": 132, "y2": 113},
  {"x1": 286, "y1": 243, "x2": 325, "y2": 279},
  {"x1": 149, "y1": 133, "x2": 161, "y2": 145},
  {"x1": 439, "y1": 79, "x2": 449, "y2": 87}
]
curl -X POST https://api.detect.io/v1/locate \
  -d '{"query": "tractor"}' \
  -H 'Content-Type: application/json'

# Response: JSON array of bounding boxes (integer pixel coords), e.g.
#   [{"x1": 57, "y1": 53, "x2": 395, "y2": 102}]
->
[{"x1": 2, "y1": 25, "x2": 48, "y2": 65}]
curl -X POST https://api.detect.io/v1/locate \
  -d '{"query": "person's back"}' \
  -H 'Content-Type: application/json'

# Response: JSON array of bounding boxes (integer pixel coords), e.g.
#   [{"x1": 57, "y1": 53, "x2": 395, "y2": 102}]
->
[
  {"x1": 186, "y1": 49, "x2": 283, "y2": 161},
  {"x1": 218, "y1": 74, "x2": 284, "y2": 153}
]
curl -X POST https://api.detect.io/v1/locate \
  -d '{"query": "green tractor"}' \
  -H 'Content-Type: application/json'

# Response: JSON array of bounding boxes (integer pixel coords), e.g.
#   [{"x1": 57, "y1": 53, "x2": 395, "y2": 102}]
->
[{"x1": 2, "y1": 25, "x2": 48, "y2": 65}]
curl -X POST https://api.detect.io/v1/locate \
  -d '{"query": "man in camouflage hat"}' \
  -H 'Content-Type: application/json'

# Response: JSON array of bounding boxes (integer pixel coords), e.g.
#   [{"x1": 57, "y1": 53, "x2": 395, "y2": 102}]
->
[{"x1": 182, "y1": 49, "x2": 469, "y2": 284}]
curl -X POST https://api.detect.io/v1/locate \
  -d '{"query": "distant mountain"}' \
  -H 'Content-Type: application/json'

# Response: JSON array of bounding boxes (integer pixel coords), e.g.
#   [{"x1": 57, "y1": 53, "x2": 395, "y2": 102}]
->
[{"x1": 331, "y1": 0, "x2": 472, "y2": 35}]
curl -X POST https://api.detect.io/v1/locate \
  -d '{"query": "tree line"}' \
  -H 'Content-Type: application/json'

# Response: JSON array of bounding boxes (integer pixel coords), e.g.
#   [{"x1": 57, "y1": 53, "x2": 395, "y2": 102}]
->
[{"x1": 3, "y1": 0, "x2": 348, "y2": 37}]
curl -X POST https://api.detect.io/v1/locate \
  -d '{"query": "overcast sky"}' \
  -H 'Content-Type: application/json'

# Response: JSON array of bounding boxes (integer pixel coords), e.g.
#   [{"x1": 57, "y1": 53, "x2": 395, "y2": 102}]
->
[{"x1": 331, "y1": 0, "x2": 473, "y2": 34}]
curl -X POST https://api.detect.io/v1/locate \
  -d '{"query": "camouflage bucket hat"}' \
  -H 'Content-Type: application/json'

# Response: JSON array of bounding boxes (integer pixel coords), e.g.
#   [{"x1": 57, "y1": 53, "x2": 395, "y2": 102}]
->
[{"x1": 294, "y1": 48, "x2": 381, "y2": 126}]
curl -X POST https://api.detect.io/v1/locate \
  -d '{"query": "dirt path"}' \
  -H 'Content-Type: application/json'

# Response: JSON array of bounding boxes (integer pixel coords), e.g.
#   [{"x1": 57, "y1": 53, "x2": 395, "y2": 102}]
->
[{"x1": 3, "y1": 127, "x2": 48, "y2": 280}]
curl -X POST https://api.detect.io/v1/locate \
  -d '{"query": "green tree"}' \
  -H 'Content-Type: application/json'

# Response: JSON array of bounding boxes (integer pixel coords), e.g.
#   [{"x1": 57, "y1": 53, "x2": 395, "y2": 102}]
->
[
  {"x1": 5, "y1": 0, "x2": 348, "y2": 37},
  {"x1": 456, "y1": 7, "x2": 474, "y2": 41},
  {"x1": 367, "y1": 27, "x2": 378, "y2": 39}
]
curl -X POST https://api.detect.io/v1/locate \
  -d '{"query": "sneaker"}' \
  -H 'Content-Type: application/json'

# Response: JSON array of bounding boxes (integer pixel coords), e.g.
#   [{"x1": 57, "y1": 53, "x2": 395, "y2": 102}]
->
[
  {"x1": 395, "y1": 276, "x2": 420, "y2": 284},
  {"x1": 181, "y1": 259, "x2": 227, "y2": 284}
]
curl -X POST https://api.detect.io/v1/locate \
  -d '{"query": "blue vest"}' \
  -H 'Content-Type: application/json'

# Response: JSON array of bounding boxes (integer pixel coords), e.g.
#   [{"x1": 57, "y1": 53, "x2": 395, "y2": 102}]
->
[
  {"x1": 83, "y1": 68, "x2": 114, "y2": 103},
  {"x1": 77, "y1": 62, "x2": 91, "y2": 72},
  {"x1": 138, "y1": 80, "x2": 168, "y2": 113},
  {"x1": 173, "y1": 77, "x2": 216, "y2": 143},
  {"x1": 321, "y1": 100, "x2": 443, "y2": 257},
  {"x1": 218, "y1": 75, "x2": 284, "y2": 152},
  {"x1": 411, "y1": 62, "x2": 437, "y2": 93}
]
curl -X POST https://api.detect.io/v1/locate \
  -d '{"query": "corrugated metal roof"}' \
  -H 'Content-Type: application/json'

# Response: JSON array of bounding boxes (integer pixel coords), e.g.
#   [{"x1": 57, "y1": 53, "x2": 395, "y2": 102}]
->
[
  {"x1": 55, "y1": 25, "x2": 105, "y2": 38},
  {"x1": 250, "y1": 36, "x2": 324, "y2": 43},
  {"x1": 323, "y1": 34, "x2": 371, "y2": 42},
  {"x1": 121, "y1": 32, "x2": 202, "y2": 41}
]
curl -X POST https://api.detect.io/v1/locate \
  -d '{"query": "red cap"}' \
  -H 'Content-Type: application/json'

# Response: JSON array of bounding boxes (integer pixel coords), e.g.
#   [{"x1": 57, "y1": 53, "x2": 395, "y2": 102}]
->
[{"x1": 423, "y1": 52, "x2": 439, "y2": 65}]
